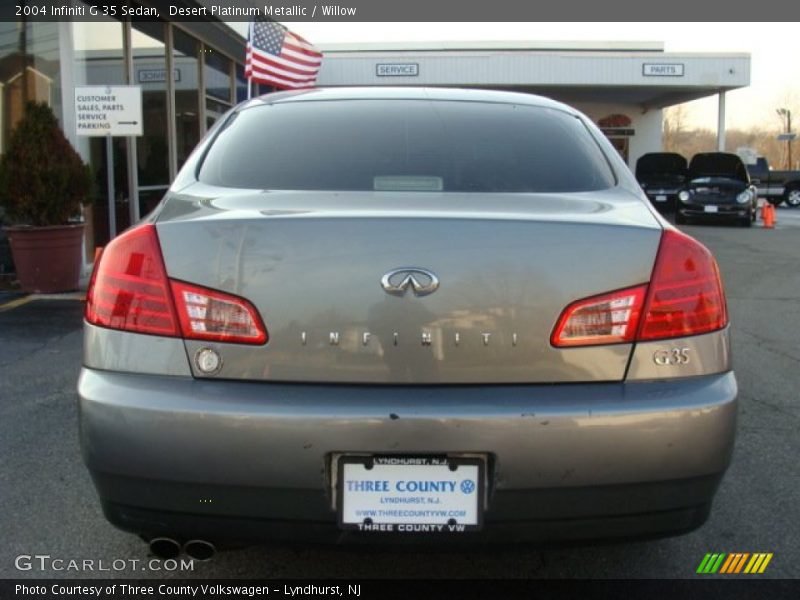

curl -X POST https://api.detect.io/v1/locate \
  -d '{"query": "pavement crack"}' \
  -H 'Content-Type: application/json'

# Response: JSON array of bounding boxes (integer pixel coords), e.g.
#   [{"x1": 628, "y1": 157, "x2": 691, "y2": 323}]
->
[{"x1": 736, "y1": 328, "x2": 800, "y2": 366}]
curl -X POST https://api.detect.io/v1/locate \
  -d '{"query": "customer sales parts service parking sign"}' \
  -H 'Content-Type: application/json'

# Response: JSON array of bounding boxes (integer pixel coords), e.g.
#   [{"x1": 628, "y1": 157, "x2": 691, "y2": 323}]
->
[{"x1": 75, "y1": 85, "x2": 143, "y2": 137}]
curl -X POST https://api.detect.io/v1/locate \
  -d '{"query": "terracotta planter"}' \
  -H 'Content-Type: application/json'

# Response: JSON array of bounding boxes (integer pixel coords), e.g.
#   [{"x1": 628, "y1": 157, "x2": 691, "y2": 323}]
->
[{"x1": 5, "y1": 224, "x2": 85, "y2": 293}]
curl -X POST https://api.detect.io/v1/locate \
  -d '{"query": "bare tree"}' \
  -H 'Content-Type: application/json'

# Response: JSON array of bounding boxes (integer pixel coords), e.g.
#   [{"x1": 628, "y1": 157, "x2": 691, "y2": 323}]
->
[
  {"x1": 662, "y1": 105, "x2": 688, "y2": 152},
  {"x1": 774, "y1": 90, "x2": 799, "y2": 169}
]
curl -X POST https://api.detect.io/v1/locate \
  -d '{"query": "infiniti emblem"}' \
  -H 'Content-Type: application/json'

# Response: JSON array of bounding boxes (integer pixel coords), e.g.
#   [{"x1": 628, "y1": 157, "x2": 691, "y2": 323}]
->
[{"x1": 381, "y1": 267, "x2": 439, "y2": 297}]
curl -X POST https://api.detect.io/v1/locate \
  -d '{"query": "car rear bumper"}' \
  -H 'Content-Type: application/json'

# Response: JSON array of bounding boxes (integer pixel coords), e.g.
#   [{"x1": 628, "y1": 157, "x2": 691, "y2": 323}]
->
[
  {"x1": 678, "y1": 204, "x2": 750, "y2": 219},
  {"x1": 78, "y1": 368, "x2": 737, "y2": 543},
  {"x1": 643, "y1": 192, "x2": 678, "y2": 213}
]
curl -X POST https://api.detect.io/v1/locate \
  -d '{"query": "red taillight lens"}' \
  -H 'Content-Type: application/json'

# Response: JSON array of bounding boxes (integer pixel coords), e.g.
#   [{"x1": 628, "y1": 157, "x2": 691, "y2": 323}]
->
[
  {"x1": 171, "y1": 280, "x2": 268, "y2": 345},
  {"x1": 85, "y1": 224, "x2": 179, "y2": 337},
  {"x1": 638, "y1": 229, "x2": 727, "y2": 340},
  {"x1": 552, "y1": 229, "x2": 727, "y2": 347},
  {"x1": 551, "y1": 285, "x2": 647, "y2": 347},
  {"x1": 86, "y1": 224, "x2": 268, "y2": 345}
]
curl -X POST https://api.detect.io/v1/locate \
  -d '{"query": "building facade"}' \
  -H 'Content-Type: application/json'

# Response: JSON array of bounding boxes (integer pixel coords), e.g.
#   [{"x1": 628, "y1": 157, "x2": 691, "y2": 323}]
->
[
  {"x1": 314, "y1": 40, "x2": 750, "y2": 168},
  {"x1": 0, "y1": 8, "x2": 257, "y2": 267},
  {"x1": 1, "y1": 22, "x2": 751, "y2": 276}
]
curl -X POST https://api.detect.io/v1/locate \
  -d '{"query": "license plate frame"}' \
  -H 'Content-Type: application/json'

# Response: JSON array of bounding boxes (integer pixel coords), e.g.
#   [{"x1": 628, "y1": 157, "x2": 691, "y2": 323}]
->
[{"x1": 336, "y1": 455, "x2": 485, "y2": 533}]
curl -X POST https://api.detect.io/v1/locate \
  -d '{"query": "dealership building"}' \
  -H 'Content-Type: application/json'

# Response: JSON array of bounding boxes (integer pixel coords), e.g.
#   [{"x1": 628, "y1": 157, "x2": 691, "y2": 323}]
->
[
  {"x1": 314, "y1": 40, "x2": 751, "y2": 167},
  {"x1": 1, "y1": 9, "x2": 750, "y2": 274}
]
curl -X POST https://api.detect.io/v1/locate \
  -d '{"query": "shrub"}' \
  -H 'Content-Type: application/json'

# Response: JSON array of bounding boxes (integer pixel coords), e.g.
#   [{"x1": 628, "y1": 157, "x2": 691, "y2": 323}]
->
[{"x1": 0, "y1": 101, "x2": 92, "y2": 226}]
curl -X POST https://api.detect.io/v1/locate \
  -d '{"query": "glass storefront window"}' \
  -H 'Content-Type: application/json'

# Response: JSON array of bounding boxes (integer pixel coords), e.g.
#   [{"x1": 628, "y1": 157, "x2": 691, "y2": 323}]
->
[
  {"x1": 72, "y1": 18, "x2": 128, "y2": 247},
  {"x1": 204, "y1": 48, "x2": 231, "y2": 103},
  {"x1": 173, "y1": 28, "x2": 200, "y2": 170},
  {"x1": 131, "y1": 21, "x2": 169, "y2": 217},
  {"x1": 0, "y1": 20, "x2": 62, "y2": 272},
  {"x1": 235, "y1": 63, "x2": 248, "y2": 103},
  {"x1": 204, "y1": 47, "x2": 232, "y2": 129},
  {"x1": 205, "y1": 97, "x2": 230, "y2": 130},
  {"x1": 0, "y1": 21, "x2": 62, "y2": 155}
]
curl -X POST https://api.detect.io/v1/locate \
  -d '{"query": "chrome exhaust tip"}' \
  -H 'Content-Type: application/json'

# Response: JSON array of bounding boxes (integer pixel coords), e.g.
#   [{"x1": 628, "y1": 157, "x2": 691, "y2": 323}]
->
[
  {"x1": 183, "y1": 539, "x2": 216, "y2": 561},
  {"x1": 148, "y1": 537, "x2": 181, "y2": 560}
]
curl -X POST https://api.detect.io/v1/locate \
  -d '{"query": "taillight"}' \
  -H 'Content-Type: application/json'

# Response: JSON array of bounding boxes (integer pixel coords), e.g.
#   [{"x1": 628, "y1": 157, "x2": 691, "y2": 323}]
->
[
  {"x1": 171, "y1": 280, "x2": 268, "y2": 345},
  {"x1": 86, "y1": 223, "x2": 268, "y2": 345},
  {"x1": 551, "y1": 229, "x2": 727, "y2": 347},
  {"x1": 551, "y1": 285, "x2": 647, "y2": 347},
  {"x1": 85, "y1": 224, "x2": 179, "y2": 337},
  {"x1": 637, "y1": 229, "x2": 727, "y2": 340}
]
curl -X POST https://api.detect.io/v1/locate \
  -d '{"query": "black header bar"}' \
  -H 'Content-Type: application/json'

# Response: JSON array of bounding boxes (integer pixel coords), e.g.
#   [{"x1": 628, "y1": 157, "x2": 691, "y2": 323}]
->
[{"x1": 4, "y1": 0, "x2": 800, "y2": 22}]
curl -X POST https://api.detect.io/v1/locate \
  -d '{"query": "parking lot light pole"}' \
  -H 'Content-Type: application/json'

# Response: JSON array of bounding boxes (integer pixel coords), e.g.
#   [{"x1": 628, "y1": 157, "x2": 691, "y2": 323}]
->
[{"x1": 777, "y1": 108, "x2": 792, "y2": 169}]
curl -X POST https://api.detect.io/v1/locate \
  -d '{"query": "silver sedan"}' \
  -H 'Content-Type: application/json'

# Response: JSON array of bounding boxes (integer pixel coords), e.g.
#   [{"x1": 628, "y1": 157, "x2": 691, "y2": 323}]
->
[{"x1": 78, "y1": 87, "x2": 736, "y2": 556}]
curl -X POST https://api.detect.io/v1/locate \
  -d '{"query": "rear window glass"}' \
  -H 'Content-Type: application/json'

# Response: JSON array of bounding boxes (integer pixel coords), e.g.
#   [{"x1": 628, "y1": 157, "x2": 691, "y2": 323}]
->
[{"x1": 198, "y1": 100, "x2": 616, "y2": 193}]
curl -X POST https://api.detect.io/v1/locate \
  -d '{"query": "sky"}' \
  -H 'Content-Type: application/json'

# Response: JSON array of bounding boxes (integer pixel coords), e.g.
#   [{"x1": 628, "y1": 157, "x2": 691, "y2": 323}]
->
[{"x1": 262, "y1": 21, "x2": 800, "y2": 132}]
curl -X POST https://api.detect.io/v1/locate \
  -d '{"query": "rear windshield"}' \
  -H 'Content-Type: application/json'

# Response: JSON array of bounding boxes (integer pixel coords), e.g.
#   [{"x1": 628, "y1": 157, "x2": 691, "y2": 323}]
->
[{"x1": 198, "y1": 100, "x2": 616, "y2": 193}]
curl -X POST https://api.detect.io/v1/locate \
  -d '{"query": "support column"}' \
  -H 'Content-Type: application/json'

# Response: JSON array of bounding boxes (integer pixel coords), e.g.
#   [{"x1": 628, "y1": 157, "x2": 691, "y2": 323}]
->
[{"x1": 717, "y1": 91, "x2": 726, "y2": 151}]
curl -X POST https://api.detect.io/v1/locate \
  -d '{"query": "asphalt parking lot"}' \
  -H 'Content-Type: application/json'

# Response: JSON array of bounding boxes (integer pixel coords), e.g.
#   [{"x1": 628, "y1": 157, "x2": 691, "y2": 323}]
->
[{"x1": 1, "y1": 208, "x2": 799, "y2": 580}]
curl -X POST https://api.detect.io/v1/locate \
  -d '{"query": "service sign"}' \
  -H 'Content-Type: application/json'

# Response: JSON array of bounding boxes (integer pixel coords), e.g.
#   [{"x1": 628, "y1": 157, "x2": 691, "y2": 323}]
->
[
  {"x1": 75, "y1": 85, "x2": 143, "y2": 137},
  {"x1": 376, "y1": 63, "x2": 419, "y2": 77},
  {"x1": 338, "y1": 456, "x2": 483, "y2": 533},
  {"x1": 642, "y1": 63, "x2": 685, "y2": 77}
]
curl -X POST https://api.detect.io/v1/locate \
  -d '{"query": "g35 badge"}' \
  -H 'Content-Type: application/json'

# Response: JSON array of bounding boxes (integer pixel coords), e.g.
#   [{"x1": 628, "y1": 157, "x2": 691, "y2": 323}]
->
[{"x1": 653, "y1": 348, "x2": 691, "y2": 366}]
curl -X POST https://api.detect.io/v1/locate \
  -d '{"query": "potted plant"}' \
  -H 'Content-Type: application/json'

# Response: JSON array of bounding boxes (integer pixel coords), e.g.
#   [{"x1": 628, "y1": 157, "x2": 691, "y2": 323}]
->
[{"x1": 0, "y1": 101, "x2": 93, "y2": 292}]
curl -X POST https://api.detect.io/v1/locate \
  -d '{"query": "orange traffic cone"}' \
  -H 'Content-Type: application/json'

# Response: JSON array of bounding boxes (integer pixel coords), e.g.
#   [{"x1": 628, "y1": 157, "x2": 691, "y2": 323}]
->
[
  {"x1": 764, "y1": 203, "x2": 775, "y2": 229},
  {"x1": 760, "y1": 201, "x2": 768, "y2": 221}
]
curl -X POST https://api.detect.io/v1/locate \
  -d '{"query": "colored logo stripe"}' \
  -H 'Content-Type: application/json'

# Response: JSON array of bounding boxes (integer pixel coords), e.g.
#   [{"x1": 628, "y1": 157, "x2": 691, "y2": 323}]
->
[
  {"x1": 697, "y1": 553, "x2": 773, "y2": 574},
  {"x1": 697, "y1": 553, "x2": 726, "y2": 573},
  {"x1": 744, "y1": 553, "x2": 773, "y2": 574},
  {"x1": 719, "y1": 553, "x2": 749, "y2": 573}
]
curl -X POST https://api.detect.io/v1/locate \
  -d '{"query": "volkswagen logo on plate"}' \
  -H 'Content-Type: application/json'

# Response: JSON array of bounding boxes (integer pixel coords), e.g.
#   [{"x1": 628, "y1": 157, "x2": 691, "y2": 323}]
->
[
  {"x1": 460, "y1": 479, "x2": 476, "y2": 494},
  {"x1": 380, "y1": 267, "x2": 439, "y2": 297}
]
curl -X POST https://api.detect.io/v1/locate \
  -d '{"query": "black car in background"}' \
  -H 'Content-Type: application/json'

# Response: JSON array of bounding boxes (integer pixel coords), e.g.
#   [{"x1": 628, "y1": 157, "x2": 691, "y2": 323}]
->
[
  {"x1": 676, "y1": 152, "x2": 758, "y2": 227},
  {"x1": 635, "y1": 152, "x2": 688, "y2": 214}
]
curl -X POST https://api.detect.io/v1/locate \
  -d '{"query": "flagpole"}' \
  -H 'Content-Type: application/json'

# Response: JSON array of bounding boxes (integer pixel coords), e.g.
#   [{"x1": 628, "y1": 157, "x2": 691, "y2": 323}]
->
[{"x1": 246, "y1": 21, "x2": 253, "y2": 100}]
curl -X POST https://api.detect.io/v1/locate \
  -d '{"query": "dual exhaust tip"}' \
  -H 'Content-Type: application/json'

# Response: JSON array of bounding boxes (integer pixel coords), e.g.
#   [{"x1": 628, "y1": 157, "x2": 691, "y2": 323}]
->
[{"x1": 149, "y1": 537, "x2": 215, "y2": 561}]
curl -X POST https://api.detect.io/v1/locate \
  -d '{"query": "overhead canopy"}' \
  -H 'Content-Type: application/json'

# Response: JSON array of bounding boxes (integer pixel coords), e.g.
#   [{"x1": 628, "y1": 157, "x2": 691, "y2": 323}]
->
[{"x1": 315, "y1": 41, "x2": 751, "y2": 111}]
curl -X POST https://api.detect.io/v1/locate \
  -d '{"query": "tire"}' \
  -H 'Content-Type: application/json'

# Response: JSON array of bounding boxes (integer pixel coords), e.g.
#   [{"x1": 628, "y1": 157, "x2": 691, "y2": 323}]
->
[
  {"x1": 768, "y1": 197, "x2": 784, "y2": 207},
  {"x1": 785, "y1": 187, "x2": 800, "y2": 208},
  {"x1": 675, "y1": 212, "x2": 686, "y2": 225},
  {"x1": 740, "y1": 215, "x2": 752, "y2": 227}
]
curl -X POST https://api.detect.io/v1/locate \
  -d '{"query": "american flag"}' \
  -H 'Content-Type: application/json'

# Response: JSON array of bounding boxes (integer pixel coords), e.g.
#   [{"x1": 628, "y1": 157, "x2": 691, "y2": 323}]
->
[{"x1": 245, "y1": 20, "x2": 323, "y2": 90}]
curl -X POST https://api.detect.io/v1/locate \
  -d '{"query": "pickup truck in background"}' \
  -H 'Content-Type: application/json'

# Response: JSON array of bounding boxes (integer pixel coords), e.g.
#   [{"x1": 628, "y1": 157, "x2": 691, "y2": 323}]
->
[{"x1": 745, "y1": 157, "x2": 800, "y2": 208}]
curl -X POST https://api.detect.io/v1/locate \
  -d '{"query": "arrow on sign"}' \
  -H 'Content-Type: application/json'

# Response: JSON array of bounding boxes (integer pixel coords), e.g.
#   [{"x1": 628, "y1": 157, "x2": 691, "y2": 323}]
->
[{"x1": 118, "y1": 121, "x2": 139, "y2": 125}]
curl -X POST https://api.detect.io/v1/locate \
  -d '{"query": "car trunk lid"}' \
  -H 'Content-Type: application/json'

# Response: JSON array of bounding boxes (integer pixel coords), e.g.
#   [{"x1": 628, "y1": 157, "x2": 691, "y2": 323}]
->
[{"x1": 156, "y1": 186, "x2": 662, "y2": 384}]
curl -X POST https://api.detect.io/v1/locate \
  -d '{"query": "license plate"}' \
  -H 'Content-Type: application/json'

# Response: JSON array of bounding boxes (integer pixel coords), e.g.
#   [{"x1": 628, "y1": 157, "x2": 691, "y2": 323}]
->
[
  {"x1": 337, "y1": 456, "x2": 484, "y2": 533},
  {"x1": 655, "y1": 195, "x2": 667, "y2": 202},
  {"x1": 704, "y1": 205, "x2": 719, "y2": 213}
]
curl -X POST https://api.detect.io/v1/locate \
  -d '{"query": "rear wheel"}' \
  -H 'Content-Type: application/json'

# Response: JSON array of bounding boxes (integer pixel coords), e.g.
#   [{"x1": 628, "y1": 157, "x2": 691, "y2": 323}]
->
[{"x1": 785, "y1": 187, "x2": 800, "y2": 208}]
